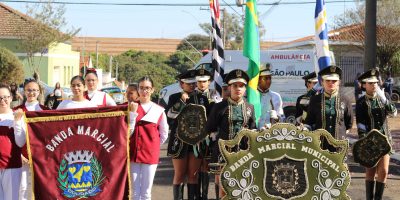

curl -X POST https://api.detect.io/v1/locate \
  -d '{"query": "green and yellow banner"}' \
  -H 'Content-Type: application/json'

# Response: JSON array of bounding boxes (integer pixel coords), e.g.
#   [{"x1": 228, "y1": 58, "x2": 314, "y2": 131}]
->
[{"x1": 244, "y1": 0, "x2": 261, "y2": 124}]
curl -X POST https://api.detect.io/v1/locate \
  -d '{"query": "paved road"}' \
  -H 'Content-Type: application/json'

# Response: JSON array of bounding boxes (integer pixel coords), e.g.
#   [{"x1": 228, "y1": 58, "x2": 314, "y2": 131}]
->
[{"x1": 151, "y1": 104, "x2": 400, "y2": 199}]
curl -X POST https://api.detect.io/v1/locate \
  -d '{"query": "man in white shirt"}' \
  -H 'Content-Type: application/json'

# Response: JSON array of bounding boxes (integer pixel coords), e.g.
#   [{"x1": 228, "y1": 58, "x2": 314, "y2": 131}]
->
[{"x1": 257, "y1": 63, "x2": 284, "y2": 130}]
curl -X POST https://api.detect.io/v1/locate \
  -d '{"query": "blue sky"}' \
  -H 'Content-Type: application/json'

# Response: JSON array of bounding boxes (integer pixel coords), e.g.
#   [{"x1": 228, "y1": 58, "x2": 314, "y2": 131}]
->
[{"x1": 4, "y1": 0, "x2": 358, "y2": 42}]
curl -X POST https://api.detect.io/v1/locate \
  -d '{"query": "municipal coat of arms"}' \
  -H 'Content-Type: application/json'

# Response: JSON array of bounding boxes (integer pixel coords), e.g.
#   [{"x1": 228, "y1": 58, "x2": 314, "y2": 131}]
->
[
  {"x1": 58, "y1": 150, "x2": 105, "y2": 198},
  {"x1": 218, "y1": 123, "x2": 350, "y2": 200}
]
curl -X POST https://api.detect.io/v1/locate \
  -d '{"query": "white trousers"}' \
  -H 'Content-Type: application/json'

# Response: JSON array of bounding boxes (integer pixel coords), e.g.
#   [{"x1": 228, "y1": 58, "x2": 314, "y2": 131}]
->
[
  {"x1": 130, "y1": 162, "x2": 158, "y2": 200},
  {"x1": 0, "y1": 168, "x2": 22, "y2": 200},
  {"x1": 19, "y1": 163, "x2": 31, "y2": 200}
]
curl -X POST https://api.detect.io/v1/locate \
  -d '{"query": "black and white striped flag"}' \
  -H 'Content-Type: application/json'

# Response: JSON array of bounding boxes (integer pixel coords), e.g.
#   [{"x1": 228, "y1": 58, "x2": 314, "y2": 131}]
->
[{"x1": 209, "y1": 0, "x2": 225, "y2": 99}]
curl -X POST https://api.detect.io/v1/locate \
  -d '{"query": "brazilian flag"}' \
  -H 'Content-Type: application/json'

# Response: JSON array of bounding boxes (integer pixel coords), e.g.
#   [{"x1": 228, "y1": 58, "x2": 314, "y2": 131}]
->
[{"x1": 243, "y1": 0, "x2": 261, "y2": 124}]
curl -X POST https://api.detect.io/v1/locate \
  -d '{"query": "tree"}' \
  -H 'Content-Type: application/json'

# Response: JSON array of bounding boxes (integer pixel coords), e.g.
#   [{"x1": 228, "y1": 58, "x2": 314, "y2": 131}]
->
[
  {"x1": 333, "y1": 0, "x2": 400, "y2": 74},
  {"x1": 199, "y1": 11, "x2": 265, "y2": 50},
  {"x1": 114, "y1": 50, "x2": 178, "y2": 98},
  {"x1": 167, "y1": 50, "x2": 202, "y2": 73},
  {"x1": 0, "y1": 47, "x2": 24, "y2": 84},
  {"x1": 17, "y1": 0, "x2": 80, "y2": 78},
  {"x1": 176, "y1": 34, "x2": 211, "y2": 52}
]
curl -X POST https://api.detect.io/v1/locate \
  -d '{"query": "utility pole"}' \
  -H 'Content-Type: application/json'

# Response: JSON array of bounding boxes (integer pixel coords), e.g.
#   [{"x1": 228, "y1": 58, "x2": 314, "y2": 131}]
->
[
  {"x1": 115, "y1": 61, "x2": 119, "y2": 81},
  {"x1": 364, "y1": 0, "x2": 377, "y2": 71},
  {"x1": 109, "y1": 55, "x2": 113, "y2": 75},
  {"x1": 96, "y1": 41, "x2": 99, "y2": 68}
]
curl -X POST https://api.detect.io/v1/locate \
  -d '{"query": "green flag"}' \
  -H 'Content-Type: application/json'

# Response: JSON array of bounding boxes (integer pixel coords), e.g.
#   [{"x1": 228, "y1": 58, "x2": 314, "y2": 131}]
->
[{"x1": 243, "y1": 0, "x2": 261, "y2": 124}]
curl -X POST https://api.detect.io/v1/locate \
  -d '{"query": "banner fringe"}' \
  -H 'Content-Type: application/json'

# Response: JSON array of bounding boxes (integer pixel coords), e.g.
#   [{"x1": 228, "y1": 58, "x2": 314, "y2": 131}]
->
[{"x1": 26, "y1": 111, "x2": 127, "y2": 123}]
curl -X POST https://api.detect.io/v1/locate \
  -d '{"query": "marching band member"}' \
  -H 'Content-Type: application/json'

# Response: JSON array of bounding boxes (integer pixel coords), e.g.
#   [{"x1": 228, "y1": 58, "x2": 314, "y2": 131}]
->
[
  {"x1": 128, "y1": 77, "x2": 168, "y2": 200},
  {"x1": 305, "y1": 65, "x2": 353, "y2": 151},
  {"x1": 295, "y1": 72, "x2": 318, "y2": 124},
  {"x1": 84, "y1": 69, "x2": 116, "y2": 107},
  {"x1": 14, "y1": 79, "x2": 48, "y2": 200},
  {"x1": 125, "y1": 83, "x2": 139, "y2": 104},
  {"x1": 0, "y1": 83, "x2": 25, "y2": 200},
  {"x1": 257, "y1": 63, "x2": 284, "y2": 129},
  {"x1": 206, "y1": 69, "x2": 256, "y2": 199},
  {"x1": 195, "y1": 68, "x2": 216, "y2": 200},
  {"x1": 57, "y1": 76, "x2": 97, "y2": 109},
  {"x1": 356, "y1": 69, "x2": 397, "y2": 200},
  {"x1": 166, "y1": 70, "x2": 210, "y2": 200}
]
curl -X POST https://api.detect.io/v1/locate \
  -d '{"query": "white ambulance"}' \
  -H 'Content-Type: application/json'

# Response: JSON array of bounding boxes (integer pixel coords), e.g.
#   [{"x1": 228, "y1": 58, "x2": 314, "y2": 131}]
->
[{"x1": 158, "y1": 50, "x2": 320, "y2": 123}]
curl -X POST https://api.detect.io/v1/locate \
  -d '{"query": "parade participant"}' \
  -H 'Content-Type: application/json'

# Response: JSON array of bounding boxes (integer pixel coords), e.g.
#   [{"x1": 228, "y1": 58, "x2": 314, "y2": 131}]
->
[
  {"x1": 356, "y1": 69, "x2": 397, "y2": 200},
  {"x1": 128, "y1": 77, "x2": 168, "y2": 200},
  {"x1": 257, "y1": 63, "x2": 284, "y2": 129},
  {"x1": 166, "y1": 69, "x2": 210, "y2": 200},
  {"x1": 295, "y1": 72, "x2": 318, "y2": 124},
  {"x1": 206, "y1": 69, "x2": 256, "y2": 199},
  {"x1": 195, "y1": 68, "x2": 216, "y2": 200},
  {"x1": 125, "y1": 83, "x2": 139, "y2": 104},
  {"x1": 0, "y1": 83, "x2": 26, "y2": 200},
  {"x1": 10, "y1": 82, "x2": 23, "y2": 108},
  {"x1": 52, "y1": 82, "x2": 64, "y2": 109},
  {"x1": 84, "y1": 69, "x2": 116, "y2": 106},
  {"x1": 57, "y1": 76, "x2": 97, "y2": 109},
  {"x1": 13, "y1": 79, "x2": 48, "y2": 200},
  {"x1": 305, "y1": 65, "x2": 353, "y2": 151}
]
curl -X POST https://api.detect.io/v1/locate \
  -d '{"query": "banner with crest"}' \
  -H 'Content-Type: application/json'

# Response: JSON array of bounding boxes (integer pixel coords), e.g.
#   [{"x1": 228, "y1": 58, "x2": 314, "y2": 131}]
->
[
  {"x1": 218, "y1": 123, "x2": 351, "y2": 200},
  {"x1": 25, "y1": 106, "x2": 130, "y2": 200}
]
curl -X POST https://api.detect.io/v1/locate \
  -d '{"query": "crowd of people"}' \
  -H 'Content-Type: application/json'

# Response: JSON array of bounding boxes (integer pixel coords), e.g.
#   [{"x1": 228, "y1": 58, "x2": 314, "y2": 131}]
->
[{"x1": 0, "y1": 64, "x2": 397, "y2": 200}]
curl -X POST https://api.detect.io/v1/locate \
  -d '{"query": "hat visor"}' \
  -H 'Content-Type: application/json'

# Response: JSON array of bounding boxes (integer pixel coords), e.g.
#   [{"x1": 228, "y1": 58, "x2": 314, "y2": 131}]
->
[
  {"x1": 259, "y1": 71, "x2": 272, "y2": 76},
  {"x1": 362, "y1": 77, "x2": 379, "y2": 83},
  {"x1": 308, "y1": 78, "x2": 318, "y2": 82},
  {"x1": 196, "y1": 76, "x2": 210, "y2": 81},
  {"x1": 181, "y1": 78, "x2": 197, "y2": 83},
  {"x1": 228, "y1": 78, "x2": 247, "y2": 85},
  {"x1": 322, "y1": 74, "x2": 340, "y2": 81}
]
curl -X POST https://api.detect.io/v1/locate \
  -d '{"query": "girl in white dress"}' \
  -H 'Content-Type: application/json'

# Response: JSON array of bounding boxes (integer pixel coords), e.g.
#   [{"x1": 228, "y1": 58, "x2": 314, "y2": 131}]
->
[
  {"x1": 57, "y1": 76, "x2": 97, "y2": 109},
  {"x1": 84, "y1": 69, "x2": 116, "y2": 106},
  {"x1": 0, "y1": 83, "x2": 25, "y2": 200}
]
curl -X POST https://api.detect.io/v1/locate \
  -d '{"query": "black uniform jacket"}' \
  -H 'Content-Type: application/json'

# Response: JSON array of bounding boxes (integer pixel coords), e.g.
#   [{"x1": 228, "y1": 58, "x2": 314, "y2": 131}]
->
[{"x1": 305, "y1": 91, "x2": 353, "y2": 141}]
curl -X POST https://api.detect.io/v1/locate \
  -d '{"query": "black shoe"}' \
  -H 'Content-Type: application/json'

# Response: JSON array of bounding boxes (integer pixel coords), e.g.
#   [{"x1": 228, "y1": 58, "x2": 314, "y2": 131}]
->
[
  {"x1": 173, "y1": 183, "x2": 184, "y2": 200},
  {"x1": 188, "y1": 183, "x2": 199, "y2": 200},
  {"x1": 365, "y1": 180, "x2": 375, "y2": 200},
  {"x1": 374, "y1": 181, "x2": 385, "y2": 200},
  {"x1": 198, "y1": 172, "x2": 203, "y2": 199}
]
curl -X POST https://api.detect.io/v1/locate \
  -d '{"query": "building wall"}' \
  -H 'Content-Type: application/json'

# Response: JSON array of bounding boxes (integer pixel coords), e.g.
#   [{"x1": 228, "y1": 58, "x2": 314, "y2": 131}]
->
[
  {"x1": 0, "y1": 39, "x2": 80, "y2": 87},
  {"x1": 47, "y1": 42, "x2": 80, "y2": 87}
]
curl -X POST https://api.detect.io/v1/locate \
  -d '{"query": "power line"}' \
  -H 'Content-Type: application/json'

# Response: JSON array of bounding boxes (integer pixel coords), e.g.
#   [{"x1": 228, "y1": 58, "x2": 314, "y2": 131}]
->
[{"x1": 1, "y1": 0, "x2": 361, "y2": 6}]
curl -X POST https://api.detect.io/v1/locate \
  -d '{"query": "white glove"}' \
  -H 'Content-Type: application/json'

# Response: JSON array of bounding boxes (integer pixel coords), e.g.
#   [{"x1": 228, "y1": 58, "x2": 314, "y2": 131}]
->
[
  {"x1": 270, "y1": 110, "x2": 278, "y2": 120},
  {"x1": 210, "y1": 132, "x2": 218, "y2": 141},
  {"x1": 376, "y1": 87, "x2": 387, "y2": 104}
]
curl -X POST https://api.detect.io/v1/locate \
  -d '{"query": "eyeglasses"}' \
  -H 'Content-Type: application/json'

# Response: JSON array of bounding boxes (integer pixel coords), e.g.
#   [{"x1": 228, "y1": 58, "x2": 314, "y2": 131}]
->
[
  {"x1": 0, "y1": 96, "x2": 10, "y2": 102},
  {"x1": 139, "y1": 86, "x2": 153, "y2": 91},
  {"x1": 25, "y1": 89, "x2": 40, "y2": 93}
]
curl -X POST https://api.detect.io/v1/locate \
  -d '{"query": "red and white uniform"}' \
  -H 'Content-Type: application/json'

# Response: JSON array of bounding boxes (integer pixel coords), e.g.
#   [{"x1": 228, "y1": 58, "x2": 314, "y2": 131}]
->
[
  {"x1": 84, "y1": 90, "x2": 116, "y2": 107},
  {"x1": 0, "y1": 112, "x2": 25, "y2": 200},
  {"x1": 14, "y1": 102, "x2": 47, "y2": 200},
  {"x1": 129, "y1": 102, "x2": 168, "y2": 200}
]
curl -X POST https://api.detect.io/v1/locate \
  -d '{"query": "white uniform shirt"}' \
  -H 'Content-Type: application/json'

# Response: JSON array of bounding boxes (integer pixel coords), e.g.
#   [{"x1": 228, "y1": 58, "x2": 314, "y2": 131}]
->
[
  {"x1": 87, "y1": 90, "x2": 116, "y2": 106},
  {"x1": 24, "y1": 101, "x2": 43, "y2": 111},
  {"x1": 258, "y1": 90, "x2": 284, "y2": 129},
  {"x1": 57, "y1": 99, "x2": 97, "y2": 109}
]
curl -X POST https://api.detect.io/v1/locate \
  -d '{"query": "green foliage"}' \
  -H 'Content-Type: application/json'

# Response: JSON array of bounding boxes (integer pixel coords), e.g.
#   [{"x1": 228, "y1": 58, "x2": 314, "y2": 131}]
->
[
  {"x1": 167, "y1": 50, "x2": 202, "y2": 73},
  {"x1": 0, "y1": 46, "x2": 24, "y2": 84},
  {"x1": 114, "y1": 50, "x2": 178, "y2": 98},
  {"x1": 177, "y1": 34, "x2": 211, "y2": 51}
]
